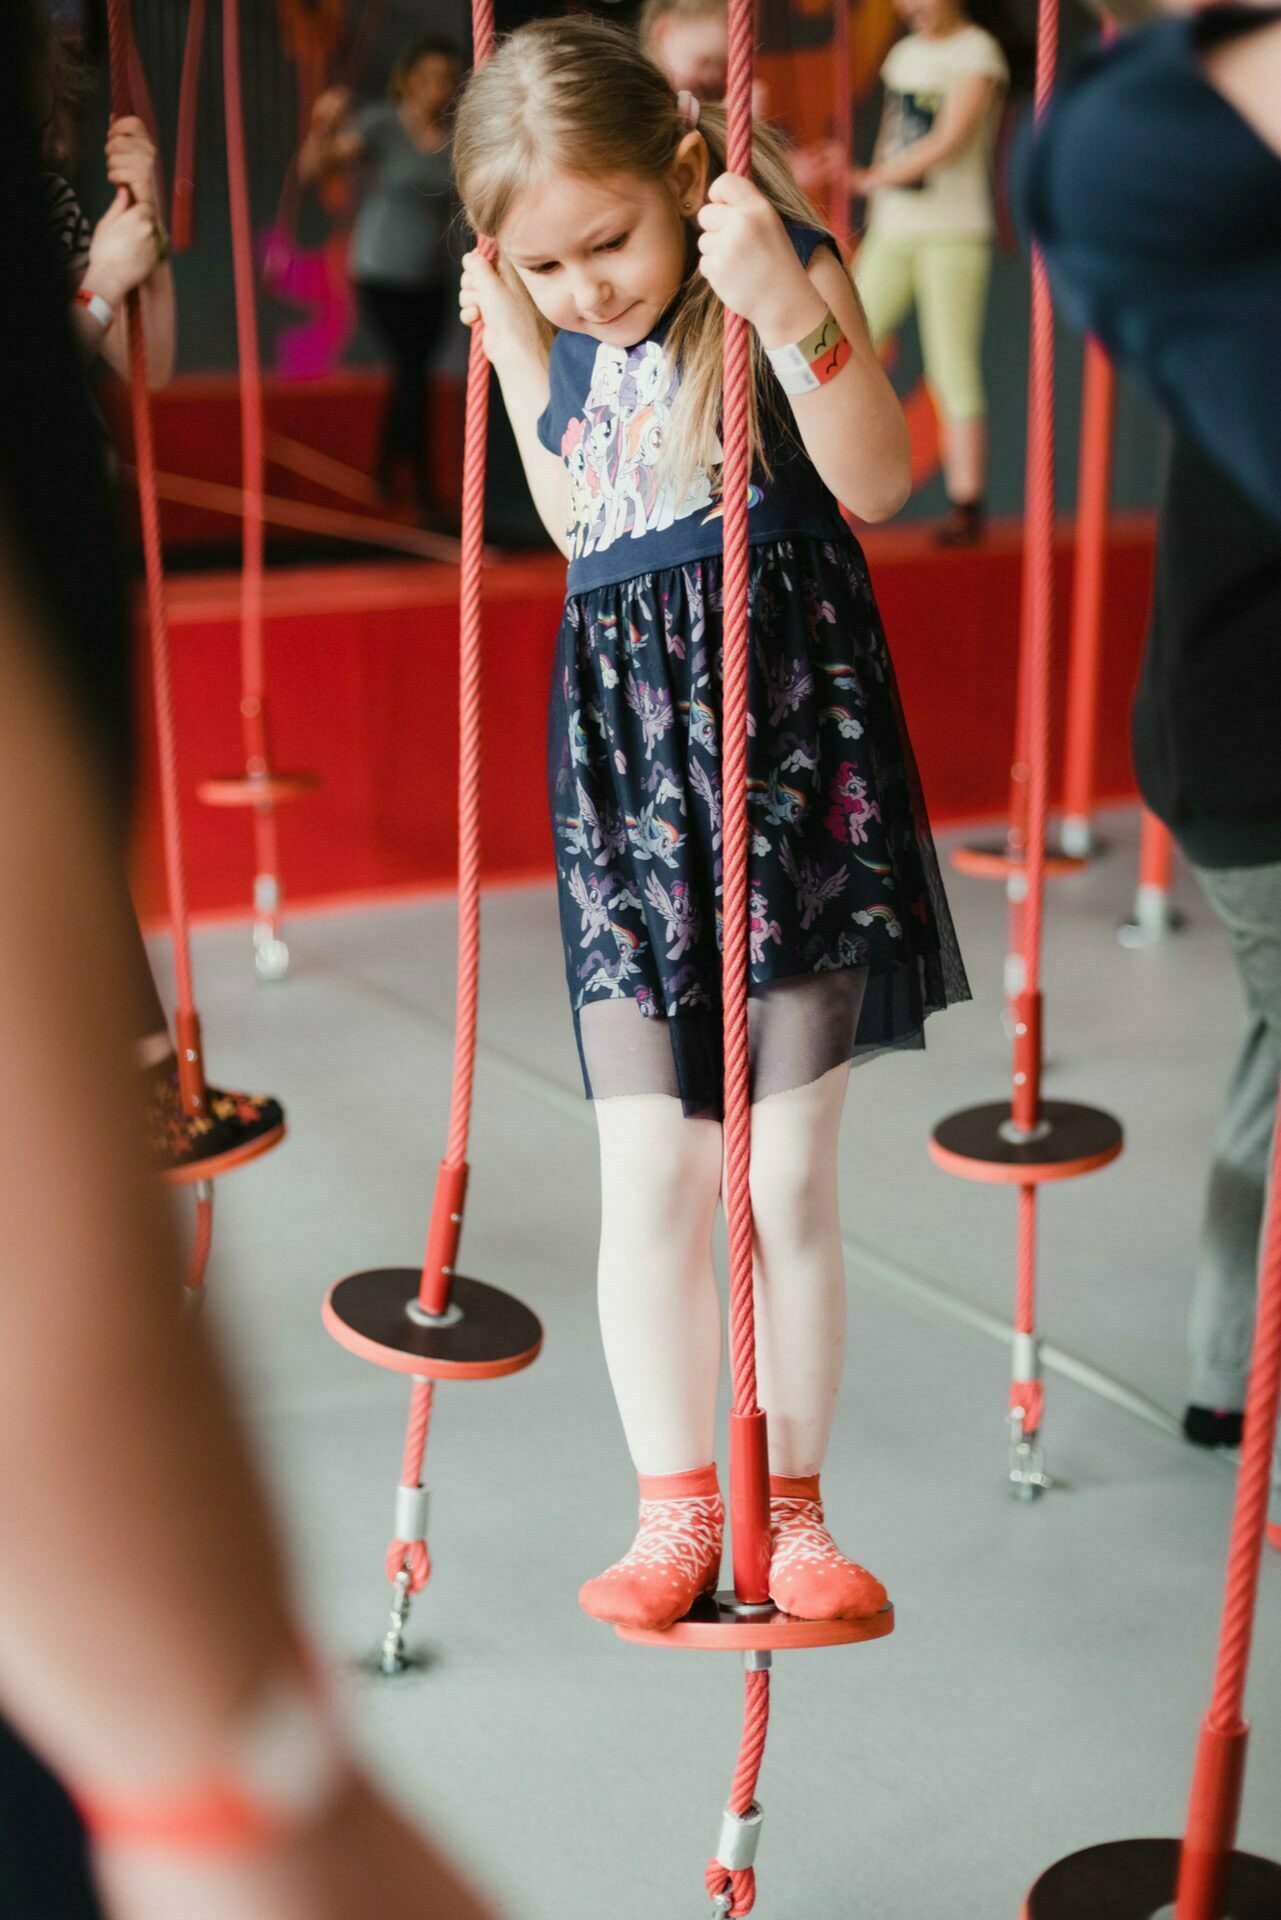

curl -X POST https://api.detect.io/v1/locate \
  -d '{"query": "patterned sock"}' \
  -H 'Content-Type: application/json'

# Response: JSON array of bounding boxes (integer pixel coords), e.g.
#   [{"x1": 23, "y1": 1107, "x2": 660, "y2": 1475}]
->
[
  {"x1": 579, "y1": 1465, "x2": 723, "y2": 1630},
  {"x1": 768, "y1": 1474, "x2": 887, "y2": 1622}
]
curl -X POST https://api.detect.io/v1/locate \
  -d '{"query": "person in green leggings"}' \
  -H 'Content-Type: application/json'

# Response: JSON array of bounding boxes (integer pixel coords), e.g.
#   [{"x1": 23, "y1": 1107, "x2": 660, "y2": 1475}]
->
[{"x1": 848, "y1": 0, "x2": 1009, "y2": 544}]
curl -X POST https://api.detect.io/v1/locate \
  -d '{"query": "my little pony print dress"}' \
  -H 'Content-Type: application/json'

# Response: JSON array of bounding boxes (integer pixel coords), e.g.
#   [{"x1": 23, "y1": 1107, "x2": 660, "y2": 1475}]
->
[{"x1": 539, "y1": 222, "x2": 970, "y2": 1117}]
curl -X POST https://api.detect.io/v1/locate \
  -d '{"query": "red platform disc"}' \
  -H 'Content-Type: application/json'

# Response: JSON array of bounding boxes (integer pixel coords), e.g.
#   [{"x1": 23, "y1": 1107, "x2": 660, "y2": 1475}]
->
[
  {"x1": 161, "y1": 1119, "x2": 285, "y2": 1187},
  {"x1": 1023, "y1": 1838, "x2": 1281, "y2": 1919},
  {"x1": 616, "y1": 1590, "x2": 894, "y2": 1651},
  {"x1": 324, "y1": 1268, "x2": 543, "y2": 1381},
  {"x1": 197, "y1": 771, "x2": 319, "y2": 808},
  {"x1": 951, "y1": 837, "x2": 1087, "y2": 882},
  {"x1": 930, "y1": 1099, "x2": 1123, "y2": 1185}
]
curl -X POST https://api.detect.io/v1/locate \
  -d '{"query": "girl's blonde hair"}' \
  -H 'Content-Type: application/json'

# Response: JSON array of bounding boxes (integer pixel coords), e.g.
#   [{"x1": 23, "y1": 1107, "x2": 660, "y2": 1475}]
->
[{"x1": 452, "y1": 15, "x2": 826, "y2": 500}]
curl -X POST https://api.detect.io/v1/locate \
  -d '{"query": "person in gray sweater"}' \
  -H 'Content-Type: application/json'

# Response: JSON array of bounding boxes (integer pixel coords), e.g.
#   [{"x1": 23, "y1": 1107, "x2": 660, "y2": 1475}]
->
[{"x1": 301, "y1": 33, "x2": 461, "y2": 526}]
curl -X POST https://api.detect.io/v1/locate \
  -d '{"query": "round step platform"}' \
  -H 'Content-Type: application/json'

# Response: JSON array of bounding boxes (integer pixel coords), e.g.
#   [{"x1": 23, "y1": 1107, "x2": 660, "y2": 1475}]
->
[
  {"x1": 616, "y1": 1591, "x2": 894, "y2": 1652},
  {"x1": 1023, "y1": 1838, "x2": 1281, "y2": 1919},
  {"x1": 197, "y1": 771, "x2": 319, "y2": 808},
  {"x1": 952, "y1": 838, "x2": 1087, "y2": 882},
  {"x1": 161, "y1": 1118, "x2": 285, "y2": 1187},
  {"x1": 324, "y1": 1269, "x2": 543, "y2": 1382},
  {"x1": 930, "y1": 1099, "x2": 1123, "y2": 1185}
]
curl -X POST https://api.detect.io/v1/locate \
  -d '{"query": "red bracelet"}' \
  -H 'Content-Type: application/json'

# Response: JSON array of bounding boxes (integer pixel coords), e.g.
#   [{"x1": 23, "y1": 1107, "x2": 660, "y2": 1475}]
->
[
  {"x1": 74, "y1": 1670, "x2": 348, "y2": 1856},
  {"x1": 74, "y1": 287, "x2": 115, "y2": 332}
]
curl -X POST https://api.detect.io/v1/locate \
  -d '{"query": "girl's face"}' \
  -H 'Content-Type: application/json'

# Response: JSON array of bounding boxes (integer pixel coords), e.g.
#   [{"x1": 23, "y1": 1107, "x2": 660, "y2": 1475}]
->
[
  {"x1": 893, "y1": 0, "x2": 966, "y2": 32},
  {"x1": 499, "y1": 139, "x2": 707, "y2": 348}
]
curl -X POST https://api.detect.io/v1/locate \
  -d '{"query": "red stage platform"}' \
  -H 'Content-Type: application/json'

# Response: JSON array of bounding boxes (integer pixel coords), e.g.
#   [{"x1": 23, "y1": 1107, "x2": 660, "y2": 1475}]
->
[{"x1": 132, "y1": 515, "x2": 1156, "y2": 926}]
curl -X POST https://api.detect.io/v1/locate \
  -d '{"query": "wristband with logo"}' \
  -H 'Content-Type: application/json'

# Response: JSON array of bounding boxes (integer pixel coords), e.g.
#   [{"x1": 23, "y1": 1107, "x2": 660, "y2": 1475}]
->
[{"x1": 763, "y1": 308, "x2": 852, "y2": 396}]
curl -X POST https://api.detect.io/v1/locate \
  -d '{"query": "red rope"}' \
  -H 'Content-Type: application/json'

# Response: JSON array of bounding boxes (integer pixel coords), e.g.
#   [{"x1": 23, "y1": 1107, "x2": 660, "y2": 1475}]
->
[
  {"x1": 721, "y1": 0, "x2": 760, "y2": 1429},
  {"x1": 1206, "y1": 1103, "x2": 1281, "y2": 1732},
  {"x1": 427, "y1": 0, "x2": 496, "y2": 1201},
  {"x1": 827, "y1": 0, "x2": 852, "y2": 252},
  {"x1": 172, "y1": 0, "x2": 207, "y2": 251},
  {"x1": 710, "y1": 4, "x2": 774, "y2": 1910},
  {"x1": 705, "y1": 1670, "x2": 771, "y2": 1916},
  {"x1": 1060, "y1": 338, "x2": 1115, "y2": 836},
  {"x1": 185, "y1": 1185, "x2": 215, "y2": 1291},
  {"x1": 385, "y1": 1378, "x2": 434, "y2": 1593},
  {"x1": 106, "y1": 0, "x2": 203, "y2": 1087},
  {"x1": 223, "y1": 0, "x2": 284, "y2": 911}
]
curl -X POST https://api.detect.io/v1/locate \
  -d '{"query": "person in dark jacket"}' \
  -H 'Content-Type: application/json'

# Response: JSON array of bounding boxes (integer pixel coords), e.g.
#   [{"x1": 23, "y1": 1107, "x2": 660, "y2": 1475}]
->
[{"x1": 1021, "y1": 1, "x2": 1281, "y2": 1456}]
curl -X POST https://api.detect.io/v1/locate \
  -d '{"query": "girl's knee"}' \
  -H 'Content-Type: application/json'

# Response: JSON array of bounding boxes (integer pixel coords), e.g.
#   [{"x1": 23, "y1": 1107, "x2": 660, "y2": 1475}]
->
[
  {"x1": 749, "y1": 1144, "x2": 839, "y2": 1251},
  {"x1": 597, "y1": 1098, "x2": 722, "y2": 1226}
]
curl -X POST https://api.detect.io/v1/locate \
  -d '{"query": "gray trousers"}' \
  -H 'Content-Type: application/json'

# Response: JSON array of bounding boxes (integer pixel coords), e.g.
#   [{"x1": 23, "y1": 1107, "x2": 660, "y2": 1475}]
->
[{"x1": 1188, "y1": 861, "x2": 1281, "y2": 1413}]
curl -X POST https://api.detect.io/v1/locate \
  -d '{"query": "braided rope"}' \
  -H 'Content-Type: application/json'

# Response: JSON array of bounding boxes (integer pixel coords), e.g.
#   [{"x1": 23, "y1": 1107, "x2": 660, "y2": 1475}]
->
[
  {"x1": 1017, "y1": 0, "x2": 1059, "y2": 1002},
  {"x1": 106, "y1": 0, "x2": 199, "y2": 1036},
  {"x1": 386, "y1": 1378, "x2": 435, "y2": 1594},
  {"x1": 185, "y1": 1185, "x2": 215, "y2": 1292},
  {"x1": 1206, "y1": 1095, "x2": 1281, "y2": 1730},
  {"x1": 223, "y1": 0, "x2": 284, "y2": 906},
  {"x1": 721, "y1": 0, "x2": 760, "y2": 1426},
  {"x1": 1060, "y1": 338, "x2": 1115, "y2": 831},
  {"x1": 172, "y1": 0, "x2": 207, "y2": 250},
  {"x1": 828, "y1": 0, "x2": 852, "y2": 253},
  {"x1": 705, "y1": 1670, "x2": 771, "y2": 1916},
  {"x1": 710, "y1": 4, "x2": 774, "y2": 1908},
  {"x1": 1014, "y1": 1184, "x2": 1036, "y2": 1339},
  {"x1": 442, "y1": 0, "x2": 496, "y2": 1174}
]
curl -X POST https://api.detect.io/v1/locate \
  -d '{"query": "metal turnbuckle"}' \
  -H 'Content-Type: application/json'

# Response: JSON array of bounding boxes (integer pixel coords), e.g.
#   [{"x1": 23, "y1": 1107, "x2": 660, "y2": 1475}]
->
[
  {"x1": 380, "y1": 1566, "x2": 414, "y2": 1676},
  {"x1": 1008, "y1": 1407, "x2": 1051, "y2": 1501},
  {"x1": 252, "y1": 873, "x2": 289, "y2": 981},
  {"x1": 253, "y1": 921, "x2": 290, "y2": 982}
]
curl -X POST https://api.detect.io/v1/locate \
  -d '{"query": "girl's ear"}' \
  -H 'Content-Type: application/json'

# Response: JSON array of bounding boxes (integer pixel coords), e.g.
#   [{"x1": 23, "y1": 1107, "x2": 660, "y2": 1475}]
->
[{"x1": 670, "y1": 130, "x2": 710, "y2": 211}]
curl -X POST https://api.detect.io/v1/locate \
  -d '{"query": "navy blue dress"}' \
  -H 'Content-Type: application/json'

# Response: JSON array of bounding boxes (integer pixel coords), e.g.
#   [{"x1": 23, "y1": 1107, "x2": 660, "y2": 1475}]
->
[{"x1": 538, "y1": 224, "x2": 970, "y2": 1116}]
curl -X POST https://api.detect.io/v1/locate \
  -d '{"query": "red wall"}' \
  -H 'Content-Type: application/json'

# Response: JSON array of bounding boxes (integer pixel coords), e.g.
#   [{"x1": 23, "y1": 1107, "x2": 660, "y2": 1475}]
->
[{"x1": 132, "y1": 517, "x2": 1156, "y2": 926}]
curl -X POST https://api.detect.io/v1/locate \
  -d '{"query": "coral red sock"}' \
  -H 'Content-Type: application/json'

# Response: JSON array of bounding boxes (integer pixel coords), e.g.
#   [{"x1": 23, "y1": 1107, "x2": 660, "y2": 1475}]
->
[
  {"x1": 768, "y1": 1474, "x2": 886, "y2": 1622},
  {"x1": 579, "y1": 1465, "x2": 723, "y2": 1631}
]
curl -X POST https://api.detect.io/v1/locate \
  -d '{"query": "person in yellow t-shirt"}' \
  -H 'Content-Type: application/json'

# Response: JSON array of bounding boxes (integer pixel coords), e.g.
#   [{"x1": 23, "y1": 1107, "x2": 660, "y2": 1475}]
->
[{"x1": 851, "y1": 0, "x2": 1009, "y2": 544}]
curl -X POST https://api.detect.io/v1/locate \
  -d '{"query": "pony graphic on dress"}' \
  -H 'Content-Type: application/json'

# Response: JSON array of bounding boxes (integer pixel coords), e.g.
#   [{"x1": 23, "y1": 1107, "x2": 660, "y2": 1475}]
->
[{"x1": 562, "y1": 338, "x2": 715, "y2": 561}]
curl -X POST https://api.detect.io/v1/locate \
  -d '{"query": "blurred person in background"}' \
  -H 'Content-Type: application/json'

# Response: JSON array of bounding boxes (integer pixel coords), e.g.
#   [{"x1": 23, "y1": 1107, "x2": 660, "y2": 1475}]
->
[
  {"x1": 36, "y1": 8, "x2": 284, "y2": 1176},
  {"x1": 300, "y1": 32, "x2": 462, "y2": 530},
  {"x1": 639, "y1": 0, "x2": 728, "y2": 100},
  {"x1": 1022, "y1": 0, "x2": 1281, "y2": 1479}
]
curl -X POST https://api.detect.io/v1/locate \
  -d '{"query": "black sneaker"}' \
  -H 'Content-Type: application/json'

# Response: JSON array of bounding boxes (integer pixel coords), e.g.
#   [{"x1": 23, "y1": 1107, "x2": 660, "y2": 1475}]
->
[
  {"x1": 145, "y1": 1057, "x2": 284, "y2": 1176},
  {"x1": 935, "y1": 499, "x2": 987, "y2": 548},
  {"x1": 1183, "y1": 1405, "x2": 1244, "y2": 1449}
]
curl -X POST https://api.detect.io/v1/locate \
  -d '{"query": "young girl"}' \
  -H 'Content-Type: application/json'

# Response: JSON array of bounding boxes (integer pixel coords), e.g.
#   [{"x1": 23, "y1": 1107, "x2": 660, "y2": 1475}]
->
[
  {"x1": 848, "y1": 0, "x2": 1010, "y2": 545},
  {"x1": 455, "y1": 16, "x2": 969, "y2": 1631}
]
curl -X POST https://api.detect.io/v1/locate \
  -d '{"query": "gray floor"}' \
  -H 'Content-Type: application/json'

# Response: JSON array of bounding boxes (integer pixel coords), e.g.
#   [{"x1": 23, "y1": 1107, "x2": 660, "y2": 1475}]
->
[{"x1": 151, "y1": 805, "x2": 1280, "y2": 1919}]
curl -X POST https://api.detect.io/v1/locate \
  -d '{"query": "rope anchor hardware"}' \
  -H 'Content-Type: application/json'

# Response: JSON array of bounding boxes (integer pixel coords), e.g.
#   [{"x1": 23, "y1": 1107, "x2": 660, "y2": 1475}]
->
[
  {"x1": 1008, "y1": 1409, "x2": 1051, "y2": 1501},
  {"x1": 380, "y1": 1566, "x2": 414, "y2": 1677}
]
